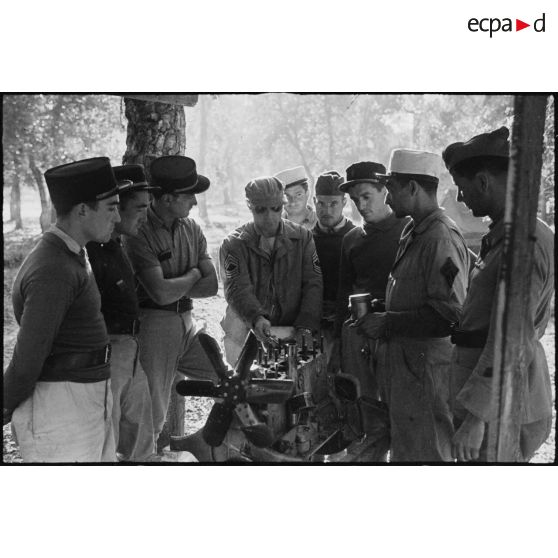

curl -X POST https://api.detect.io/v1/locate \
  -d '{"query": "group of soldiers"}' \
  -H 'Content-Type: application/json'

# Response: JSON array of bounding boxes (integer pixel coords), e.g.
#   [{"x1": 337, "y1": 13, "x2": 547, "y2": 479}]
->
[{"x1": 3, "y1": 125, "x2": 554, "y2": 463}]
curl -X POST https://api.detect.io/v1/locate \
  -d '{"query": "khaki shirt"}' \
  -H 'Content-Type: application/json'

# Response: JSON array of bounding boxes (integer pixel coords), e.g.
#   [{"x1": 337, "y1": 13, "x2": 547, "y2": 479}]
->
[
  {"x1": 453, "y1": 218, "x2": 554, "y2": 423},
  {"x1": 386, "y1": 208, "x2": 470, "y2": 335},
  {"x1": 124, "y1": 205, "x2": 211, "y2": 304}
]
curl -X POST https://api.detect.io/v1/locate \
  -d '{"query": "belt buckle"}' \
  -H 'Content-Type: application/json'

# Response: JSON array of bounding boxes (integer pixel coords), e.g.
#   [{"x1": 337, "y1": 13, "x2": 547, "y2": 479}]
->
[{"x1": 104, "y1": 344, "x2": 112, "y2": 363}]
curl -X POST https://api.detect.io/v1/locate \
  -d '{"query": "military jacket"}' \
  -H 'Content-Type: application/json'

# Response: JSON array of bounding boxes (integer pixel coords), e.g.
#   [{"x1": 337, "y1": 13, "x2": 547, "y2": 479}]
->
[
  {"x1": 220, "y1": 220, "x2": 323, "y2": 342},
  {"x1": 453, "y1": 218, "x2": 554, "y2": 423},
  {"x1": 386, "y1": 208, "x2": 470, "y2": 337}
]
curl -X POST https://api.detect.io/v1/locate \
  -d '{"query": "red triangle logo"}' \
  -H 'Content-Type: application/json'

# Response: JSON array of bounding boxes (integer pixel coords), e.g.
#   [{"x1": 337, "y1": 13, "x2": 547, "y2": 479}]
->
[{"x1": 516, "y1": 19, "x2": 530, "y2": 31}]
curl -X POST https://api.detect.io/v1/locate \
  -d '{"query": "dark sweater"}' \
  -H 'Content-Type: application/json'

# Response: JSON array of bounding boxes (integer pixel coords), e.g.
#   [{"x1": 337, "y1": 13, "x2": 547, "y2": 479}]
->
[
  {"x1": 335, "y1": 213, "x2": 410, "y2": 335},
  {"x1": 87, "y1": 238, "x2": 139, "y2": 331},
  {"x1": 312, "y1": 220, "x2": 356, "y2": 304},
  {"x1": 4, "y1": 233, "x2": 109, "y2": 415}
]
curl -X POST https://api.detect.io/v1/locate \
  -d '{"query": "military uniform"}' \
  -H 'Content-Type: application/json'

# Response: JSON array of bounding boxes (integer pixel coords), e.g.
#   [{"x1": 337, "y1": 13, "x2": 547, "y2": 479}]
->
[
  {"x1": 86, "y1": 163, "x2": 157, "y2": 461},
  {"x1": 311, "y1": 171, "x2": 355, "y2": 362},
  {"x1": 220, "y1": 219, "x2": 323, "y2": 365},
  {"x1": 443, "y1": 127, "x2": 555, "y2": 461},
  {"x1": 450, "y1": 219, "x2": 554, "y2": 459},
  {"x1": 333, "y1": 162, "x2": 409, "y2": 410},
  {"x1": 373, "y1": 150, "x2": 470, "y2": 462},
  {"x1": 4, "y1": 158, "x2": 118, "y2": 462},
  {"x1": 276, "y1": 165, "x2": 317, "y2": 231},
  {"x1": 335, "y1": 214, "x2": 409, "y2": 398},
  {"x1": 124, "y1": 157, "x2": 217, "y2": 444},
  {"x1": 376, "y1": 209, "x2": 469, "y2": 461}
]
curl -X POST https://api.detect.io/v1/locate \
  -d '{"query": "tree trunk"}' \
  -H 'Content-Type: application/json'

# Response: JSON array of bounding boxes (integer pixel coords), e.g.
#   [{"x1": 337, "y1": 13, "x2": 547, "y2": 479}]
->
[
  {"x1": 122, "y1": 98, "x2": 186, "y2": 176},
  {"x1": 122, "y1": 97, "x2": 188, "y2": 448},
  {"x1": 196, "y1": 95, "x2": 210, "y2": 223},
  {"x1": 10, "y1": 157, "x2": 23, "y2": 229},
  {"x1": 28, "y1": 153, "x2": 52, "y2": 233},
  {"x1": 486, "y1": 95, "x2": 547, "y2": 462}
]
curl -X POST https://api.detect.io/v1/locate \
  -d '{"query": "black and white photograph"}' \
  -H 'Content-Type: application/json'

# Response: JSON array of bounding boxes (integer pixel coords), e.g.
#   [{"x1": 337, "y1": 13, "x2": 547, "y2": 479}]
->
[
  {"x1": 1, "y1": 3, "x2": 557, "y2": 557},
  {"x1": 3, "y1": 93, "x2": 555, "y2": 464}
]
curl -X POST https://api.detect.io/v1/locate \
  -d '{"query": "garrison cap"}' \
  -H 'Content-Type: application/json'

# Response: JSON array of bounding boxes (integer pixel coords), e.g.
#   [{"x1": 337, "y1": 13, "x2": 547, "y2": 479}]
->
[
  {"x1": 340, "y1": 161, "x2": 386, "y2": 192},
  {"x1": 442, "y1": 126, "x2": 510, "y2": 172},
  {"x1": 275, "y1": 166, "x2": 308, "y2": 190},
  {"x1": 150, "y1": 156, "x2": 210, "y2": 194},
  {"x1": 245, "y1": 176, "x2": 287, "y2": 207},
  {"x1": 44, "y1": 157, "x2": 119, "y2": 207},
  {"x1": 113, "y1": 164, "x2": 160, "y2": 195},
  {"x1": 382, "y1": 149, "x2": 441, "y2": 184},
  {"x1": 315, "y1": 171, "x2": 345, "y2": 196}
]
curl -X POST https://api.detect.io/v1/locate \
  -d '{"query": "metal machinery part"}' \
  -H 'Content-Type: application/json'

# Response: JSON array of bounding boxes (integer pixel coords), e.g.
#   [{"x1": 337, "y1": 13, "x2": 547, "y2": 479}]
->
[{"x1": 171, "y1": 331, "x2": 390, "y2": 462}]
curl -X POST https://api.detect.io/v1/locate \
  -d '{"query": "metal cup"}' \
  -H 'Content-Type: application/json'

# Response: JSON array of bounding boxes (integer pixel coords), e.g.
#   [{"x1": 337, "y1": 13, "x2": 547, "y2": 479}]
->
[{"x1": 349, "y1": 293, "x2": 372, "y2": 320}]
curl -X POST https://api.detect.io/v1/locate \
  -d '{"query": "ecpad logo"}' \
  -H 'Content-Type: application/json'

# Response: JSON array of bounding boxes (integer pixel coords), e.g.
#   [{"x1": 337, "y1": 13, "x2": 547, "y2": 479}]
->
[{"x1": 468, "y1": 13, "x2": 546, "y2": 37}]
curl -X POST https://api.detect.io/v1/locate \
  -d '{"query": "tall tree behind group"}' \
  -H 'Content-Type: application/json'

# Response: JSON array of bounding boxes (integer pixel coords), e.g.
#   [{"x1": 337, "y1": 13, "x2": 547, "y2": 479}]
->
[{"x1": 3, "y1": 94, "x2": 126, "y2": 232}]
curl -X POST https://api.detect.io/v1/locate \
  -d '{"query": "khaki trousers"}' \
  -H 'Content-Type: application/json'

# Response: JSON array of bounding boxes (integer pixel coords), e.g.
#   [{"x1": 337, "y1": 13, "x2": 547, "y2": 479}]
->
[
  {"x1": 110, "y1": 334, "x2": 155, "y2": 461},
  {"x1": 376, "y1": 336, "x2": 455, "y2": 462},
  {"x1": 11, "y1": 379, "x2": 116, "y2": 463},
  {"x1": 138, "y1": 309, "x2": 217, "y2": 442}
]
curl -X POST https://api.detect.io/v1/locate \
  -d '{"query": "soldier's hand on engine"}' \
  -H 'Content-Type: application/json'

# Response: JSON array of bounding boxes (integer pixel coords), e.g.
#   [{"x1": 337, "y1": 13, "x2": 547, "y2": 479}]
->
[
  {"x1": 253, "y1": 315, "x2": 272, "y2": 342},
  {"x1": 451, "y1": 413, "x2": 485, "y2": 461},
  {"x1": 353, "y1": 312, "x2": 387, "y2": 339}
]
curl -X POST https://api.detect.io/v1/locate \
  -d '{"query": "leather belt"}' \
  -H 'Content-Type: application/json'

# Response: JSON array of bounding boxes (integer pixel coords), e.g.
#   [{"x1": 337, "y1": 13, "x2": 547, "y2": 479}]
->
[
  {"x1": 140, "y1": 297, "x2": 193, "y2": 313},
  {"x1": 450, "y1": 327, "x2": 488, "y2": 348},
  {"x1": 107, "y1": 318, "x2": 141, "y2": 336},
  {"x1": 43, "y1": 344, "x2": 112, "y2": 370}
]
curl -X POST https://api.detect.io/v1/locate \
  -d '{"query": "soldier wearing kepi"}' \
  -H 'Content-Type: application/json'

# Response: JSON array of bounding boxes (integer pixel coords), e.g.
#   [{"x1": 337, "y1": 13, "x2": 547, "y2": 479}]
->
[
  {"x1": 332, "y1": 162, "x2": 409, "y2": 400},
  {"x1": 311, "y1": 171, "x2": 355, "y2": 360},
  {"x1": 357, "y1": 149, "x2": 470, "y2": 461},
  {"x1": 443, "y1": 127, "x2": 554, "y2": 462},
  {"x1": 275, "y1": 166, "x2": 317, "y2": 230},
  {"x1": 220, "y1": 176, "x2": 323, "y2": 366},
  {"x1": 87, "y1": 164, "x2": 158, "y2": 461},
  {"x1": 3, "y1": 157, "x2": 120, "y2": 462},
  {"x1": 124, "y1": 156, "x2": 218, "y2": 447}
]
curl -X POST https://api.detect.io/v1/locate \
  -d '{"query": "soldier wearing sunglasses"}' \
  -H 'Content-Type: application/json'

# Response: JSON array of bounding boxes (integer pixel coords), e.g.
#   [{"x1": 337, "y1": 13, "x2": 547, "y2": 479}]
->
[{"x1": 220, "y1": 176, "x2": 323, "y2": 366}]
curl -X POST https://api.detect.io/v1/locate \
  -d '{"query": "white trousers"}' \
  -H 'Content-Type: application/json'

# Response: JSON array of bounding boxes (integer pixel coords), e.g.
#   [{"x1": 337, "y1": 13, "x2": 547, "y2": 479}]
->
[{"x1": 11, "y1": 380, "x2": 116, "y2": 463}]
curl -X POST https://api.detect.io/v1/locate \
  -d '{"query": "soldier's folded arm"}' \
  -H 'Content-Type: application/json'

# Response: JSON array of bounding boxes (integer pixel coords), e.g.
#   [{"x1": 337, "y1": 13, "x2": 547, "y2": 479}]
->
[
  {"x1": 3, "y1": 275, "x2": 75, "y2": 419},
  {"x1": 294, "y1": 234, "x2": 323, "y2": 332},
  {"x1": 186, "y1": 257, "x2": 218, "y2": 298},
  {"x1": 136, "y1": 265, "x2": 203, "y2": 306},
  {"x1": 220, "y1": 241, "x2": 268, "y2": 327}
]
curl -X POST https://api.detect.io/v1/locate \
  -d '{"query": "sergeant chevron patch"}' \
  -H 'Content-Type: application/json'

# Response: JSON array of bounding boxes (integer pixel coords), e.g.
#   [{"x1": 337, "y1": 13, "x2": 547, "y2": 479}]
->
[
  {"x1": 224, "y1": 253, "x2": 240, "y2": 279},
  {"x1": 312, "y1": 251, "x2": 322, "y2": 275}
]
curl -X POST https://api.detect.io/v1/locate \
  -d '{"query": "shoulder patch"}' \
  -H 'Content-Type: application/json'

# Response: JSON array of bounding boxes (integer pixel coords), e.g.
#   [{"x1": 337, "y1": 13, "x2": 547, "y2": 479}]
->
[
  {"x1": 312, "y1": 250, "x2": 322, "y2": 275},
  {"x1": 224, "y1": 253, "x2": 240, "y2": 280},
  {"x1": 440, "y1": 257, "x2": 459, "y2": 288}
]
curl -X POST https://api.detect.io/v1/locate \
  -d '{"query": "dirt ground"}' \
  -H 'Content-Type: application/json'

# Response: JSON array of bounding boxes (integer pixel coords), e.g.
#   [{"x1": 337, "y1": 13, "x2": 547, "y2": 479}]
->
[{"x1": 2, "y1": 206, "x2": 556, "y2": 463}]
